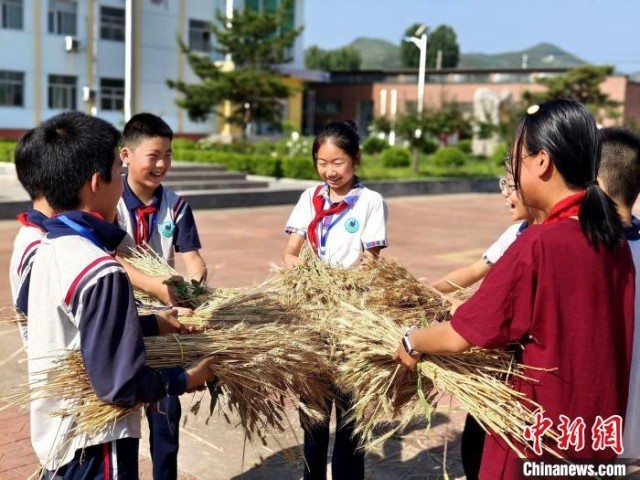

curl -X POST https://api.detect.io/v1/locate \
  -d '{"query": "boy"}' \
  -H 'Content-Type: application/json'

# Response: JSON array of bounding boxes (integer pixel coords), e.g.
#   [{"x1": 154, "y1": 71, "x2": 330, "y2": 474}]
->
[
  {"x1": 598, "y1": 126, "x2": 640, "y2": 460},
  {"x1": 9, "y1": 130, "x2": 53, "y2": 347},
  {"x1": 116, "y1": 113, "x2": 207, "y2": 480},
  {"x1": 19, "y1": 111, "x2": 216, "y2": 477}
]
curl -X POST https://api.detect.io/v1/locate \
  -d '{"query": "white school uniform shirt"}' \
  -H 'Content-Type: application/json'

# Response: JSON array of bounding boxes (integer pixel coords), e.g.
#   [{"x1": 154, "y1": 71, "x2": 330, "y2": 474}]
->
[
  {"x1": 482, "y1": 221, "x2": 527, "y2": 265},
  {"x1": 622, "y1": 218, "x2": 640, "y2": 459},
  {"x1": 285, "y1": 180, "x2": 388, "y2": 268}
]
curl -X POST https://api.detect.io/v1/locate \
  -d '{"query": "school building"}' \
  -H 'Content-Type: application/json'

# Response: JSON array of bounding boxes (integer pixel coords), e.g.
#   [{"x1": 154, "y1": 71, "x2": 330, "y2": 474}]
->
[
  {"x1": 302, "y1": 67, "x2": 640, "y2": 138},
  {"x1": 0, "y1": 0, "x2": 306, "y2": 138}
]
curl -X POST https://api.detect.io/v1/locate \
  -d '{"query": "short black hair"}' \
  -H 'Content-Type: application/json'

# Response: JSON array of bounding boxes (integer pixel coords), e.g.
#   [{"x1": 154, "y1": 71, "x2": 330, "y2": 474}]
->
[
  {"x1": 24, "y1": 111, "x2": 121, "y2": 212},
  {"x1": 15, "y1": 129, "x2": 44, "y2": 200},
  {"x1": 600, "y1": 127, "x2": 640, "y2": 209},
  {"x1": 122, "y1": 113, "x2": 173, "y2": 148}
]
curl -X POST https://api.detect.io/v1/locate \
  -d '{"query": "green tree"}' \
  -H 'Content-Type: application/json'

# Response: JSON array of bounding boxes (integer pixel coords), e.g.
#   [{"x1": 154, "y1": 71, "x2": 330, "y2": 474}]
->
[
  {"x1": 523, "y1": 65, "x2": 619, "y2": 117},
  {"x1": 400, "y1": 24, "x2": 459, "y2": 69},
  {"x1": 304, "y1": 45, "x2": 361, "y2": 71},
  {"x1": 167, "y1": 0, "x2": 302, "y2": 136}
]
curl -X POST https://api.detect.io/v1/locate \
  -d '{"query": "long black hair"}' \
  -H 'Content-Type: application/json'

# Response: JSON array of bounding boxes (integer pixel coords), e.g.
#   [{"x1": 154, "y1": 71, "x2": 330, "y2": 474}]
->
[
  {"x1": 512, "y1": 99, "x2": 623, "y2": 252},
  {"x1": 312, "y1": 120, "x2": 361, "y2": 166}
]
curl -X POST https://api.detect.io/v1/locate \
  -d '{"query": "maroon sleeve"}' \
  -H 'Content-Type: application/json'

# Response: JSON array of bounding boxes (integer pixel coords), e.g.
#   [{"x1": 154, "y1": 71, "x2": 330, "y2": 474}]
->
[{"x1": 450, "y1": 232, "x2": 538, "y2": 349}]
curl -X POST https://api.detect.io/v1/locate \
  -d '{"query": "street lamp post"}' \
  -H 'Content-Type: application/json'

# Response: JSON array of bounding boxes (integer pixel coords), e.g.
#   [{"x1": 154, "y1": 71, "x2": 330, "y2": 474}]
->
[{"x1": 404, "y1": 24, "x2": 428, "y2": 174}]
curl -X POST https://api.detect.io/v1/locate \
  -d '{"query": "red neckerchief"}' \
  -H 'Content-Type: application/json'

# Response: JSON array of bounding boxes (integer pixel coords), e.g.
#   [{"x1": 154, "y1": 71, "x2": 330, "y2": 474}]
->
[
  {"x1": 543, "y1": 191, "x2": 586, "y2": 225},
  {"x1": 135, "y1": 205, "x2": 157, "y2": 246},
  {"x1": 17, "y1": 212, "x2": 46, "y2": 231},
  {"x1": 307, "y1": 185, "x2": 350, "y2": 254}
]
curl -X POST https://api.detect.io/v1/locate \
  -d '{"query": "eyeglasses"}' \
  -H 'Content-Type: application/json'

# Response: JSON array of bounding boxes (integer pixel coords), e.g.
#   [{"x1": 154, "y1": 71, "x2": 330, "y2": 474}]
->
[{"x1": 499, "y1": 176, "x2": 516, "y2": 195}]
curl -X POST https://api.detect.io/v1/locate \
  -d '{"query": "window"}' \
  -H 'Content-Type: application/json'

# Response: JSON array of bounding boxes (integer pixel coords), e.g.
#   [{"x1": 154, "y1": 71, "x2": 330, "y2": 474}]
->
[
  {"x1": 100, "y1": 78, "x2": 124, "y2": 111},
  {"x1": 48, "y1": 75, "x2": 76, "y2": 109},
  {"x1": 1, "y1": 0, "x2": 22, "y2": 29},
  {"x1": 189, "y1": 19, "x2": 210, "y2": 53},
  {"x1": 316, "y1": 100, "x2": 341, "y2": 114},
  {"x1": 100, "y1": 6, "x2": 124, "y2": 41},
  {"x1": 48, "y1": 0, "x2": 77, "y2": 36},
  {"x1": 0, "y1": 70, "x2": 24, "y2": 106}
]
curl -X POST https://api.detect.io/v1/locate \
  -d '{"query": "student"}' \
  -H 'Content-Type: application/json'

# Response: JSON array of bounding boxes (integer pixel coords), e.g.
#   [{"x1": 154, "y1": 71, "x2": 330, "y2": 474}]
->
[
  {"x1": 598, "y1": 127, "x2": 640, "y2": 460},
  {"x1": 283, "y1": 120, "x2": 388, "y2": 480},
  {"x1": 432, "y1": 175, "x2": 545, "y2": 480},
  {"x1": 115, "y1": 113, "x2": 207, "y2": 480},
  {"x1": 19, "y1": 111, "x2": 217, "y2": 478},
  {"x1": 432, "y1": 173, "x2": 544, "y2": 294},
  {"x1": 394, "y1": 99, "x2": 634, "y2": 478},
  {"x1": 9, "y1": 131, "x2": 54, "y2": 347}
]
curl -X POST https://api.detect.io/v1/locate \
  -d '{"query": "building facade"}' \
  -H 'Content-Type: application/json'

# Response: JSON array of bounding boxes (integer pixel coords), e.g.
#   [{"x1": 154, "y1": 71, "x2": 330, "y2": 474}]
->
[
  {"x1": 0, "y1": 0, "x2": 305, "y2": 137},
  {"x1": 304, "y1": 67, "x2": 640, "y2": 137}
]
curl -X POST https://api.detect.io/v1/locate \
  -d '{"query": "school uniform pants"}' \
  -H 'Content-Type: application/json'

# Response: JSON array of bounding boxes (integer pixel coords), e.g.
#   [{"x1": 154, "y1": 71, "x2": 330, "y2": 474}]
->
[
  {"x1": 300, "y1": 387, "x2": 365, "y2": 480},
  {"x1": 146, "y1": 395, "x2": 181, "y2": 480},
  {"x1": 461, "y1": 413, "x2": 485, "y2": 480},
  {"x1": 42, "y1": 438, "x2": 139, "y2": 479}
]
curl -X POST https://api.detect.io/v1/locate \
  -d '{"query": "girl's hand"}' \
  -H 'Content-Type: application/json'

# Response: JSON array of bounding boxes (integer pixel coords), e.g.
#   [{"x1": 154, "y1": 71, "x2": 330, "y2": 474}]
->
[
  {"x1": 284, "y1": 254, "x2": 304, "y2": 269},
  {"x1": 185, "y1": 357, "x2": 218, "y2": 391},
  {"x1": 392, "y1": 343, "x2": 421, "y2": 372}
]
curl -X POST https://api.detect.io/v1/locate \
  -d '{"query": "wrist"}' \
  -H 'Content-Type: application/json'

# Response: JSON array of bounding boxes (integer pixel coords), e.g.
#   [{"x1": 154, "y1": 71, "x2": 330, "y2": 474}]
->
[{"x1": 402, "y1": 326, "x2": 421, "y2": 356}]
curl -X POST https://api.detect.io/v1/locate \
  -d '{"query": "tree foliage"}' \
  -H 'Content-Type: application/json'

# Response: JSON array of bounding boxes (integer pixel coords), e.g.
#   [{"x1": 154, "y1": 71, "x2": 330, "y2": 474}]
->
[
  {"x1": 400, "y1": 24, "x2": 459, "y2": 69},
  {"x1": 304, "y1": 45, "x2": 361, "y2": 71},
  {"x1": 167, "y1": 0, "x2": 302, "y2": 136},
  {"x1": 523, "y1": 65, "x2": 619, "y2": 116}
]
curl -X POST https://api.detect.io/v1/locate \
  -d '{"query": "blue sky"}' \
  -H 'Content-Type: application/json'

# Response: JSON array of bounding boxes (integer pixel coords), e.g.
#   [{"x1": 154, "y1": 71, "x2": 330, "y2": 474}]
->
[{"x1": 304, "y1": 0, "x2": 640, "y2": 73}]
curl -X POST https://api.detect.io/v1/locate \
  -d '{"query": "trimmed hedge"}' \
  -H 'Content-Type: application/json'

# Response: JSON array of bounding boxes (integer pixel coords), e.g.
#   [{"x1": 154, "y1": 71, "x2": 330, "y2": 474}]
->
[
  {"x1": 281, "y1": 157, "x2": 317, "y2": 179},
  {"x1": 456, "y1": 139, "x2": 472, "y2": 154},
  {"x1": 0, "y1": 141, "x2": 16, "y2": 162},
  {"x1": 362, "y1": 137, "x2": 389, "y2": 155}
]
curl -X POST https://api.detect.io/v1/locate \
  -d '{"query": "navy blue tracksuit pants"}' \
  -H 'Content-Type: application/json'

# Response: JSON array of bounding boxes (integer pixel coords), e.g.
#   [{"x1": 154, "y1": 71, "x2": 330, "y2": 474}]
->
[
  {"x1": 42, "y1": 438, "x2": 139, "y2": 479},
  {"x1": 300, "y1": 388, "x2": 365, "y2": 480},
  {"x1": 146, "y1": 395, "x2": 181, "y2": 480}
]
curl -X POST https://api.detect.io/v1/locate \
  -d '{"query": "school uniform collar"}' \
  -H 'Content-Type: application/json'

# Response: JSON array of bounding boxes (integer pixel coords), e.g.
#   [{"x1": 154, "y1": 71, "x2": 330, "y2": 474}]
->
[
  {"x1": 122, "y1": 175, "x2": 164, "y2": 210},
  {"x1": 17, "y1": 208, "x2": 48, "y2": 231},
  {"x1": 318, "y1": 177, "x2": 364, "y2": 208},
  {"x1": 624, "y1": 216, "x2": 640, "y2": 241},
  {"x1": 44, "y1": 210, "x2": 126, "y2": 253}
]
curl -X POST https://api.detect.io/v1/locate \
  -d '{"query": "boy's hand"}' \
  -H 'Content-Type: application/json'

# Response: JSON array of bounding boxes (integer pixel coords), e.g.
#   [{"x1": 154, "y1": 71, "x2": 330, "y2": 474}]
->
[
  {"x1": 150, "y1": 275, "x2": 184, "y2": 305},
  {"x1": 155, "y1": 309, "x2": 193, "y2": 334},
  {"x1": 185, "y1": 357, "x2": 218, "y2": 391}
]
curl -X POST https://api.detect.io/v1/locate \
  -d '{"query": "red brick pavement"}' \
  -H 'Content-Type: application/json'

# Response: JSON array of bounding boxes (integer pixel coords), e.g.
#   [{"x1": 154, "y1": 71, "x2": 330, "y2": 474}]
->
[{"x1": 0, "y1": 193, "x2": 512, "y2": 479}]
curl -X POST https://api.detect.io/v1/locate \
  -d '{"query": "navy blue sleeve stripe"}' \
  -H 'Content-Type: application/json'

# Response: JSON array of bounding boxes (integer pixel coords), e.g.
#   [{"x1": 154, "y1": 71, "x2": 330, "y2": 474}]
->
[
  {"x1": 79, "y1": 271, "x2": 186, "y2": 407},
  {"x1": 67, "y1": 259, "x2": 122, "y2": 316},
  {"x1": 15, "y1": 270, "x2": 32, "y2": 316},
  {"x1": 16, "y1": 240, "x2": 40, "y2": 276}
]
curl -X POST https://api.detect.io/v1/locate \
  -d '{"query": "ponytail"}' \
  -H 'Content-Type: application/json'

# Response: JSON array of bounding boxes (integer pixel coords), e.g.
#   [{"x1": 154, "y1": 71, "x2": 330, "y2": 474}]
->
[{"x1": 579, "y1": 183, "x2": 624, "y2": 252}]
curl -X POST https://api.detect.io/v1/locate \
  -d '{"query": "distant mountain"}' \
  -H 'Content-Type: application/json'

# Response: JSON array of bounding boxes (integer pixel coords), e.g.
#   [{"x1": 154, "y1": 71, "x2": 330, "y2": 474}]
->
[
  {"x1": 459, "y1": 43, "x2": 586, "y2": 69},
  {"x1": 348, "y1": 37, "x2": 402, "y2": 69},
  {"x1": 333, "y1": 40, "x2": 586, "y2": 71}
]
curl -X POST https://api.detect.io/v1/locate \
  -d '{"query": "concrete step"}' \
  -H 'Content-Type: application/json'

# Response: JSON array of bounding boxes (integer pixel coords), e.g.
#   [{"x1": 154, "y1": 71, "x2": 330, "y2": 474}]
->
[
  {"x1": 164, "y1": 171, "x2": 248, "y2": 182},
  {"x1": 170, "y1": 163, "x2": 226, "y2": 172},
  {"x1": 165, "y1": 179, "x2": 270, "y2": 191}
]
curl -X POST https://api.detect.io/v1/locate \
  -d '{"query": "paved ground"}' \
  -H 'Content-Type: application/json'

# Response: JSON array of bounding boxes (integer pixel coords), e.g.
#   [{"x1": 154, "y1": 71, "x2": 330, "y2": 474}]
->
[{"x1": 0, "y1": 193, "x2": 517, "y2": 479}]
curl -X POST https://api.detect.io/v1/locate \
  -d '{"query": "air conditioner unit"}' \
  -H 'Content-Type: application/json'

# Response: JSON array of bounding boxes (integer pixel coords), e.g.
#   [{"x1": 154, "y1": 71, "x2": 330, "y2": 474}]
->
[
  {"x1": 82, "y1": 86, "x2": 96, "y2": 103},
  {"x1": 64, "y1": 36, "x2": 79, "y2": 52}
]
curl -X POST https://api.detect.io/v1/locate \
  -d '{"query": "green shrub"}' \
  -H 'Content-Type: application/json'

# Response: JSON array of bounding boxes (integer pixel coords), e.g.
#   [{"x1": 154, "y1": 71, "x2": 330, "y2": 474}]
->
[
  {"x1": 362, "y1": 137, "x2": 389, "y2": 155},
  {"x1": 251, "y1": 155, "x2": 283, "y2": 177},
  {"x1": 421, "y1": 139, "x2": 438, "y2": 155},
  {"x1": 456, "y1": 139, "x2": 472, "y2": 154},
  {"x1": 0, "y1": 141, "x2": 16, "y2": 162},
  {"x1": 172, "y1": 138, "x2": 197, "y2": 150},
  {"x1": 431, "y1": 146, "x2": 467, "y2": 168},
  {"x1": 491, "y1": 143, "x2": 508, "y2": 167},
  {"x1": 281, "y1": 157, "x2": 317, "y2": 179},
  {"x1": 381, "y1": 147, "x2": 411, "y2": 168}
]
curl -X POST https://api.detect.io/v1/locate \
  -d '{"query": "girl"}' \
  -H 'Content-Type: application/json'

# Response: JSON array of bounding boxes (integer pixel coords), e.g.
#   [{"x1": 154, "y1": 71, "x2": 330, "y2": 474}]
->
[
  {"x1": 395, "y1": 99, "x2": 634, "y2": 479},
  {"x1": 283, "y1": 120, "x2": 388, "y2": 480}
]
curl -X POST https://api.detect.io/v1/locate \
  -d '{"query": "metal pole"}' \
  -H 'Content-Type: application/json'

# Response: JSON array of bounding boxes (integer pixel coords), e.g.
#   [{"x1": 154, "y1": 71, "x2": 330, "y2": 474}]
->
[
  {"x1": 124, "y1": 0, "x2": 134, "y2": 121},
  {"x1": 416, "y1": 33, "x2": 427, "y2": 119},
  {"x1": 388, "y1": 89, "x2": 397, "y2": 146}
]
